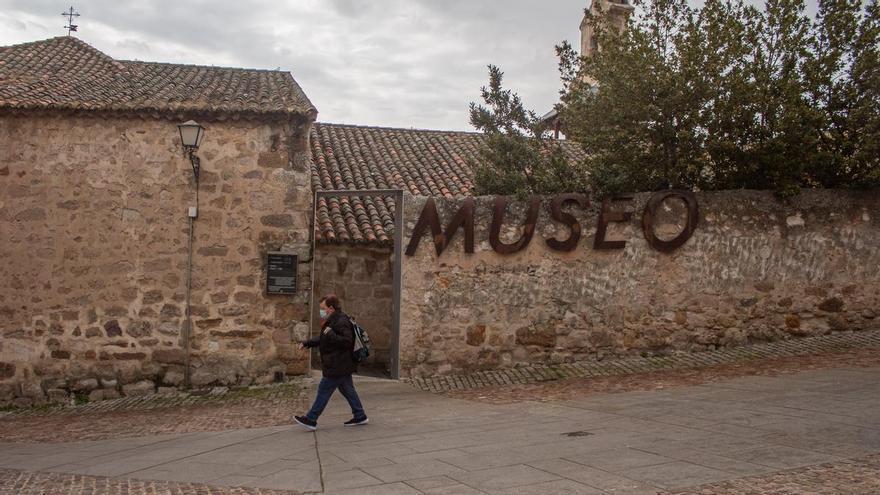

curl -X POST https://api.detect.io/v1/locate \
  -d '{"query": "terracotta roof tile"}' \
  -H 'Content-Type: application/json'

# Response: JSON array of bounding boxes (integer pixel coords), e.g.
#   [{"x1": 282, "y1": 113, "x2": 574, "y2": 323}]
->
[
  {"x1": 0, "y1": 37, "x2": 315, "y2": 118},
  {"x1": 311, "y1": 122, "x2": 586, "y2": 245}
]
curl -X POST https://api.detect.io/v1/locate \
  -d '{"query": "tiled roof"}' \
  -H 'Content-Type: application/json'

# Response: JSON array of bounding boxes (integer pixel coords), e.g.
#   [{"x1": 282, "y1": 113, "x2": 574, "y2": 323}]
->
[
  {"x1": 311, "y1": 122, "x2": 587, "y2": 245},
  {"x1": 0, "y1": 37, "x2": 315, "y2": 118}
]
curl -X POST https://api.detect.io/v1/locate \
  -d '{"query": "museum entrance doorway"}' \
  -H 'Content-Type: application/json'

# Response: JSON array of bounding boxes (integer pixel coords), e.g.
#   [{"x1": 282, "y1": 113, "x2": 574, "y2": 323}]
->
[{"x1": 309, "y1": 189, "x2": 404, "y2": 379}]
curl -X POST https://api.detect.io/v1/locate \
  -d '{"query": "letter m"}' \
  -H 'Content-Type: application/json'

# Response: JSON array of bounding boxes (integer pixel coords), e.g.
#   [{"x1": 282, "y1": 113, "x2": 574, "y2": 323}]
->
[{"x1": 405, "y1": 198, "x2": 475, "y2": 256}]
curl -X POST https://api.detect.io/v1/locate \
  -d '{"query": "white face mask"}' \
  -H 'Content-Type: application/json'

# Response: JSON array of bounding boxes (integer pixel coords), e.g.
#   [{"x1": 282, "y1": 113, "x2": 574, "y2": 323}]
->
[{"x1": 319, "y1": 309, "x2": 328, "y2": 319}]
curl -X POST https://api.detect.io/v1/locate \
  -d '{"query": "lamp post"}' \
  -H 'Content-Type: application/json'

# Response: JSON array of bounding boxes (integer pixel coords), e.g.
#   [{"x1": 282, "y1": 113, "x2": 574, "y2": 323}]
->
[{"x1": 178, "y1": 120, "x2": 205, "y2": 389}]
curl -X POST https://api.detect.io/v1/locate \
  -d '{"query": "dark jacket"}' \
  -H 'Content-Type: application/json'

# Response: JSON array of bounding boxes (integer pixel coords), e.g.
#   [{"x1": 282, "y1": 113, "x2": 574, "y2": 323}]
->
[{"x1": 304, "y1": 311, "x2": 357, "y2": 377}]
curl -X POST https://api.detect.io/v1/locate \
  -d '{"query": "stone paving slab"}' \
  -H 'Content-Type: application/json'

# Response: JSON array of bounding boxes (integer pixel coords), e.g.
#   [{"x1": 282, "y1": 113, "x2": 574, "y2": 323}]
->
[
  {"x1": 619, "y1": 461, "x2": 731, "y2": 490},
  {"x1": 6, "y1": 452, "x2": 880, "y2": 494},
  {"x1": 1, "y1": 365, "x2": 880, "y2": 494},
  {"x1": 449, "y1": 464, "x2": 562, "y2": 492},
  {"x1": 408, "y1": 329, "x2": 880, "y2": 392}
]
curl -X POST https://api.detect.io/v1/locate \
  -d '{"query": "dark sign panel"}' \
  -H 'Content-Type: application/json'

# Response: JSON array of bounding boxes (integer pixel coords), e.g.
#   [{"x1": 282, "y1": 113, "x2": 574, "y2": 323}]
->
[{"x1": 266, "y1": 252, "x2": 297, "y2": 295}]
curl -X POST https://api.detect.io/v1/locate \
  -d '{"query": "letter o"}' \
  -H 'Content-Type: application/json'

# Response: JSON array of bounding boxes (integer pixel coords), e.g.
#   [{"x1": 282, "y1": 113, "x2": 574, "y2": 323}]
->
[{"x1": 642, "y1": 190, "x2": 699, "y2": 252}]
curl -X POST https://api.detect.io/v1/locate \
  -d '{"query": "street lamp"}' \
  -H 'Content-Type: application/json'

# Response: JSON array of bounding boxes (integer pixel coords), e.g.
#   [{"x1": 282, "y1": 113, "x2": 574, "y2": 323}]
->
[
  {"x1": 177, "y1": 120, "x2": 205, "y2": 181},
  {"x1": 177, "y1": 120, "x2": 204, "y2": 390}
]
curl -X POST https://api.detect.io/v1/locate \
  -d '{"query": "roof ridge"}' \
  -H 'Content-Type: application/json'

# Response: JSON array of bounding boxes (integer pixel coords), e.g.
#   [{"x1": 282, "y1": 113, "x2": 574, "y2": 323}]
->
[
  {"x1": 1, "y1": 36, "x2": 72, "y2": 50},
  {"x1": 315, "y1": 121, "x2": 485, "y2": 136},
  {"x1": 1, "y1": 38, "x2": 294, "y2": 76},
  {"x1": 121, "y1": 59, "x2": 292, "y2": 74},
  {"x1": 314, "y1": 121, "x2": 582, "y2": 144},
  {"x1": 1, "y1": 36, "x2": 126, "y2": 72}
]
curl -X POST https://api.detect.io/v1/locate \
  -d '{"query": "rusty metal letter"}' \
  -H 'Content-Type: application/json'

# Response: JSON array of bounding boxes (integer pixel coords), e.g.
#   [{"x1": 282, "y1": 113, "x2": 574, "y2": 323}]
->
[
  {"x1": 405, "y1": 198, "x2": 441, "y2": 256},
  {"x1": 404, "y1": 197, "x2": 475, "y2": 256},
  {"x1": 642, "y1": 190, "x2": 699, "y2": 252},
  {"x1": 490, "y1": 196, "x2": 541, "y2": 255},
  {"x1": 441, "y1": 197, "x2": 475, "y2": 254},
  {"x1": 593, "y1": 196, "x2": 634, "y2": 250},
  {"x1": 546, "y1": 193, "x2": 588, "y2": 252}
]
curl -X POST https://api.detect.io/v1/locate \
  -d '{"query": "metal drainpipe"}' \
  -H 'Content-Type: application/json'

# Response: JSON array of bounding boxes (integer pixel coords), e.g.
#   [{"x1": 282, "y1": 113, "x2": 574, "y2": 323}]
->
[
  {"x1": 183, "y1": 168, "x2": 199, "y2": 389},
  {"x1": 306, "y1": 190, "x2": 318, "y2": 374}
]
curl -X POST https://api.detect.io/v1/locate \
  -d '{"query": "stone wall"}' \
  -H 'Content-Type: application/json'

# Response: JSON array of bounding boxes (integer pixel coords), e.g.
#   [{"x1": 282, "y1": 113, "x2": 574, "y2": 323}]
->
[
  {"x1": 0, "y1": 113, "x2": 313, "y2": 405},
  {"x1": 313, "y1": 244, "x2": 394, "y2": 375},
  {"x1": 400, "y1": 190, "x2": 880, "y2": 377}
]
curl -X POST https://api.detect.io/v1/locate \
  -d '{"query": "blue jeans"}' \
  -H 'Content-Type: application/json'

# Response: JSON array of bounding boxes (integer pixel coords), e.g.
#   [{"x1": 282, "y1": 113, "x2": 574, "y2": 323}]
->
[{"x1": 305, "y1": 374, "x2": 366, "y2": 422}]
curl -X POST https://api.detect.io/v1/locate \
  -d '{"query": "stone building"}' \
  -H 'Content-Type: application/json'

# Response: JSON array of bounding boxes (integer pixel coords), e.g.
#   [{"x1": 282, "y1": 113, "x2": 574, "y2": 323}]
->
[{"x1": 1, "y1": 37, "x2": 316, "y2": 405}]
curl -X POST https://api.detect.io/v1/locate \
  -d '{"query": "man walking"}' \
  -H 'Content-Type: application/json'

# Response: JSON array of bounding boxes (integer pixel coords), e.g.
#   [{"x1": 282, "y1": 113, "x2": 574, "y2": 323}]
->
[{"x1": 294, "y1": 294, "x2": 369, "y2": 431}]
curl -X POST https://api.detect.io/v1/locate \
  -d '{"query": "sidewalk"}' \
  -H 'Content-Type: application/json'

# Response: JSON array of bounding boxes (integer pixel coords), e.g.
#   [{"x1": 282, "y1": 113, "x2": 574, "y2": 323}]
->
[{"x1": 1, "y1": 364, "x2": 879, "y2": 494}]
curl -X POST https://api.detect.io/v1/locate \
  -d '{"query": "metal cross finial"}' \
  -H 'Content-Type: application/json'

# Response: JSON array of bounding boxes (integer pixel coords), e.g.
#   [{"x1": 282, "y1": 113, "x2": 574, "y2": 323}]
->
[{"x1": 61, "y1": 6, "x2": 80, "y2": 36}]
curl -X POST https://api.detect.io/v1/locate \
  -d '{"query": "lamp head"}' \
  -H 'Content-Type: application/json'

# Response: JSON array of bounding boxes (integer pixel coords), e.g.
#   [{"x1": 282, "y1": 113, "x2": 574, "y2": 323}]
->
[{"x1": 177, "y1": 120, "x2": 205, "y2": 150}]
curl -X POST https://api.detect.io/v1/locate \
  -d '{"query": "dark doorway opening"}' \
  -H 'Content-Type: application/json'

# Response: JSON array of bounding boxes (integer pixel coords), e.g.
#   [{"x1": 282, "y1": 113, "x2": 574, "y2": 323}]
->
[
  {"x1": 311, "y1": 244, "x2": 394, "y2": 378},
  {"x1": 309, "y1": 189, "x2": 404, "y2": 379}
]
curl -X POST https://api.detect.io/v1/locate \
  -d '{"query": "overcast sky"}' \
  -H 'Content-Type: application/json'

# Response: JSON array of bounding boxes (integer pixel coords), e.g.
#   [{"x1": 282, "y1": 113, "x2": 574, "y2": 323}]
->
[{"x1": 1, "y1": 1, "x2": 817, "y2": 131}]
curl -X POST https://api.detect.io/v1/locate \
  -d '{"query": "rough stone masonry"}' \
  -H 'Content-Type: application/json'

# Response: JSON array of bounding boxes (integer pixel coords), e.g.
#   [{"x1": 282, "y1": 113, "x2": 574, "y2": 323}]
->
[
  {"x1": 0, "y1": 114, "x2": 313, "y2": 406},
  {"x1": 400, "y1": 190, "x2": 880, "y2": 377}
]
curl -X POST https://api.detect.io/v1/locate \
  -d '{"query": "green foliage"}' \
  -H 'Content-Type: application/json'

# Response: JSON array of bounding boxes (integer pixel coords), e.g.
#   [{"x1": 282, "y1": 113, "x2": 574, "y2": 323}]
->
[
  {"x1": 806, "y1": 0, "x2": 880, "y2": 188},
  {"x1": 469, "y1": 65, "x2": 589, "y2": 197},
  {"x1": 474, "y1": 0, "x2": 880, "y2": 197}
]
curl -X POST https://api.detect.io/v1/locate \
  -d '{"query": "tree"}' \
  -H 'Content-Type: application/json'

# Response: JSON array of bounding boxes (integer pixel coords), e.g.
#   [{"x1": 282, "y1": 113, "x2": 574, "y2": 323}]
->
[
  {"x1": 562, "y1": 0, "x2": 826, "y2": 196},
  {"x1": 473, "y1": 0, "x2": 879, "y2": 197},
  {"x1": 805, "y1": 0, "x2": 880, "y2": 187},
  {"x1": 558, "y1": 0, "x2": 713, "y2": 195},
  {"x1": 849, "y1": 1, "x2": 880, "y2": 186},
  {"x1": 468, "y1": 65, "x2": 589, "y2": 197},
  {"x1": 742, "y1": 0, "x2": 816, "y2": 196}
]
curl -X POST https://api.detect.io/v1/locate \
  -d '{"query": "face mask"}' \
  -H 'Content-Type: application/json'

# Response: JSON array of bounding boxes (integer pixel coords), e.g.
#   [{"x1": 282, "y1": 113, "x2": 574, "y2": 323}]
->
[{"x1": 319, "y1": 309, "x2": 328, "y2": 319}]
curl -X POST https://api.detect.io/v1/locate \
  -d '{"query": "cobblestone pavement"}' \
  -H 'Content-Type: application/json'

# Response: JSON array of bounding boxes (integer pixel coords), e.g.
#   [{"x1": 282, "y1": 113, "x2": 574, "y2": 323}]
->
[
  {"x1": 408, "y1": 329, "x2": 880, "y2": 393},
  {"x1": 0, "y1": 468, "x2": 300, "y2": 495},
  {"x1": 445, "y1": 346, "x2": 880, "y2": 404},
  {"x1": 1, "y1": 382, "x2": 305, "y2": 418},
  {"x1": 665, "y1": 453, "x2": 880, "y2": 494},
  {"x1": 0, "y1": 382, "x2": 309, "y2": 443}
]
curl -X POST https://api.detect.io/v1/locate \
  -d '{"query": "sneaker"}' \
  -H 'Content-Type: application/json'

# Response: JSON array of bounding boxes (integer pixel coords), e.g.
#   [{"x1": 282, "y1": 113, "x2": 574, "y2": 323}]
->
[
  {"x1": 344, "y1": 417, "x2": 369, "y2": 427},
  {"x1": 293, "y1": 415, "x2": 317, "y2": 431}
]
